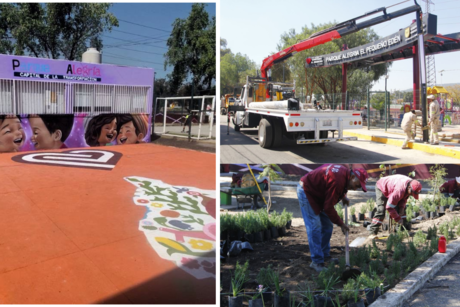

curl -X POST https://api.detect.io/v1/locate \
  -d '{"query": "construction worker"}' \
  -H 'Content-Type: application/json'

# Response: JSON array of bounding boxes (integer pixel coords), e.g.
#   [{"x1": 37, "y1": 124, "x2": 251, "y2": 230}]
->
[
  {"x1": 368, "y1": 175, "x2": 422, "y2": 236},
  {"x1": 428, "y1": 95, "x2": 441, "y2": 145},
  {"x1": 297, "y1": 164, "x2": 369, "y2": 272},
  {"x1": 440, "y1": 177, "x2": 460, "y2": 201},
  {"x1": 401, "y1": 110, "x2": 422, "y2": 149}
]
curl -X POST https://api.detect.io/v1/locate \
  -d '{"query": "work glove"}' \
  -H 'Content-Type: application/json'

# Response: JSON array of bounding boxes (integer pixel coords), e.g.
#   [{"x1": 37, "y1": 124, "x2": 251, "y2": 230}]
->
[{"x1": 340, "y1": 224, "x2": 350, "y2": 235}]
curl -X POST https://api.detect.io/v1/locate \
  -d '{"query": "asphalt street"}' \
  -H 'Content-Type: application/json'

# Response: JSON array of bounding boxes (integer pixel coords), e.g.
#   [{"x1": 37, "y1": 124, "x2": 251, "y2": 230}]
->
[{"x1": 220, "y1": 116, "x2": 460, "y2": 163}]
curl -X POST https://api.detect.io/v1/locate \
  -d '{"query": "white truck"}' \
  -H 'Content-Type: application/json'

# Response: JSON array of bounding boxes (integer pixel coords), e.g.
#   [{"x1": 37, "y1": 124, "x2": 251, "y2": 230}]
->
[{"x1": 232, "y1": 76, "x2": 362, "y2": 148}]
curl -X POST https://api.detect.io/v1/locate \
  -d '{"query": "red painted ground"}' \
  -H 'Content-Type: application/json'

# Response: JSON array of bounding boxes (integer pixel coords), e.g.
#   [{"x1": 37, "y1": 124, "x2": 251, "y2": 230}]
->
[{"x1": 0, "y1": 143, "x2": 216, "y2": 304}]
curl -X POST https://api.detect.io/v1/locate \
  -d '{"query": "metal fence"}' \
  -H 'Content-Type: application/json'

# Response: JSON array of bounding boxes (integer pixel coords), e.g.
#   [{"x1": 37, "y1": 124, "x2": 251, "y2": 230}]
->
[{"x1": 154, "y1": 96, "x2": 216, "y2": 140}]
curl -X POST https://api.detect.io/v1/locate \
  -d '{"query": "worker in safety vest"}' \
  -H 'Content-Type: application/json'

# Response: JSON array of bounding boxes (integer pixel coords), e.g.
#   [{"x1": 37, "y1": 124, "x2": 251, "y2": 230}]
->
[
  {"x1": 401, "y1": 110, "x2": 422, "y2": 149},
  {"x1": 297, "y1": 164, "x2": 368, "y2": 272},
  {"x1": 368, "y1": 175, "x2": 422, "y2": 236},
  {"x1": 440, "y1": 177, "x2": 460, "y2": 201},
  {"x1": 428, "y1": 95, "x2": 441, "y2": 145}
]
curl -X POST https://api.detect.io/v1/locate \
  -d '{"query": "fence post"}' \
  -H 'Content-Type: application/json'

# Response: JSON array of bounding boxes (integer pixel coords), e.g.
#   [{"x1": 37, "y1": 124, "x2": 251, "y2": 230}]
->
[{"x1": 367, "y1": 87, "x2": 370, "y2": 130}]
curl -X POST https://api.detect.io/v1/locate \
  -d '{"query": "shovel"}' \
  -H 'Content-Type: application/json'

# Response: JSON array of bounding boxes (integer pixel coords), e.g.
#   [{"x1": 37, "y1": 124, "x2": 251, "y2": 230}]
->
[{"x1": 341, "y1": 204, "x2": 362, "y2": 281}]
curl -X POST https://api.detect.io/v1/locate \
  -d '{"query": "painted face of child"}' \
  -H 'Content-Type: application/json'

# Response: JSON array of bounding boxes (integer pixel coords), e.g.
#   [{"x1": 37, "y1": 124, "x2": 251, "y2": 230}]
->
[
  {"x1": 98, "y1": 118, "x2": 117, "y2": 145},
  {"x1": 0, "y1": 117, "x2": 25, "y2": 152},
  {"x1": 117, "y1": 121, "x2": 140, "y2": 145},
  {"x1": 29, "y1": 117, "x2": 61, "y2": 150}
]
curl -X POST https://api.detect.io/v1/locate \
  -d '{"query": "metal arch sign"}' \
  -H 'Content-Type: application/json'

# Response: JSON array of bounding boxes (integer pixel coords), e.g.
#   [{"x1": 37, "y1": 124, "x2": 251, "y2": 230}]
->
[{"x1": 306, "y1": 14, "x2": 437, "y2": 68}]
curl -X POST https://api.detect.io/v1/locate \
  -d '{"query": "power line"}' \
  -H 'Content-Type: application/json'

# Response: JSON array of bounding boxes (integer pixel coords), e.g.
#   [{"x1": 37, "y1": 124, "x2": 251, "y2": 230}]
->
[
  {"x1": 118, "y1": 18, "x2": 171, "y2": 33},
  {"x1": 111, "y1": 29, "x2": 168, "y2": 42},
  {"x1": 102, "y1": 35, "x2": 168, "y2": 49},
  {"x1": 103, "y1": 52, "x2": 164, "y2": 65},
  {"x1": 114, "y1": 46, "x2": 165, "y2": 56},
  {"x1": 102, "y1": 35, "x2": 162, "y2": 45}
]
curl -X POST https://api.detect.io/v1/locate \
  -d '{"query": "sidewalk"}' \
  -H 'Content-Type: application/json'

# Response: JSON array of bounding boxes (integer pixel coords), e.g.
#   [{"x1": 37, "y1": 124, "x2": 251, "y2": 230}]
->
[
  {"x1": 344, "y1": 125, "x2": 460, "y2": 160},
  {"x1": 0, "y1": 144, "x2": 215, "y2": 304}
]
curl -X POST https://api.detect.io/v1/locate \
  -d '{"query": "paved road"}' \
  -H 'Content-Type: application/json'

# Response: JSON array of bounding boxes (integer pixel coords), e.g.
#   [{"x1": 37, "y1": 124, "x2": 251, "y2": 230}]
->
[
  {"x1": 220, "y1": 116, "x2": 460, "y2": 163},
  {"x1": 153, "y1": 120, "x2": 216, "y2": 138},
  {"x1": 403, "y1": 251, "x2": 460, "y2": 307}
]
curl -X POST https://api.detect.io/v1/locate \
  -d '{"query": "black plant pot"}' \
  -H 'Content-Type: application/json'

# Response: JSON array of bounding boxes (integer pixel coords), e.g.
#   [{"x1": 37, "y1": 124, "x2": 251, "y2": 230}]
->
[
  {"x1": 368, "y1": 211, "x2": 374, "y2": 219},
  {"x1": 425, "y1": 212, "x2": 430, "y2": 220},
  {"x1": 262, "y1": 289, "x2": 271, "y2": 303},
  {"x1": 229, "y1": 230, "x2": 237, "y2": 242},
  {"x1": 404, "y1": 222, "x2": 412, "y2": 231},
  {"x1": 414, "y1": 211, "x2": 419, "y2": 218},
  {"x1": 450, "y1": 205, "x2": 455, "y2": 212},
  {"x1": 278, "y1": 226, "x2": 287, "y2": 236},
  {"x1": 271, "y1": 226, "x2": 279, "y2": 239},
  {"x1": 439, "y1": 206, "x2": 446, "y2": 213},
  {"x1": 382, "y1": 223, "x2": 389, "y2": 231},
  {"x1": 254, "y1": 231, "x2": 264, "y2": 243},
  {"x1": 273, "y1": 291, "x2": 290, "y2": 307},
  {"x1": 365, "y1": 287, "x2": 381, "y2": 305},
  {"x1": 264, "y1": 229, "x2": 272, "y2": 241},
  {"x1": 347, "y1": 299, "x2": 365, "y2": 307},
  {"x1": 244, "y1": 233, "x2": 255, "y2": 243},
  {"x1": 430, "y1": 212, "x2": 436, "y2": 219},
  {"x1": 313, "y1": 295, "x2": 334, "y2": 307},
  {"x1": 249, "y1": 298, "x2": 263, "y2": 307},
  {"x1": 286, "y1": 220, "x2": 292, "y2": 229},
  {"x1": 358, "y1": 213, "x2": 365, "y2": 221},
  {"x1": 228, "y1": 296, "x2": 243, "y2": 307},
  {"x1": 351, "y1": 215, "x2": 357, "y2": 223},
  {"x1": 363, "y1": 221, "x2": 371, "y2": 227}
]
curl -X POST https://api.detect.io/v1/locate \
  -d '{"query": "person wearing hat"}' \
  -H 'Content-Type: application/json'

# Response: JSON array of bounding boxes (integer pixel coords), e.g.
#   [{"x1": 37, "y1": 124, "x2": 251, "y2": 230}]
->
[
  {"x1": 401, "y1": 109, "x2": 422, "y2": 149},
  {"x1": 428, "y1": 94, "x2": 441, "y2": 145},
  {"x1": 440, "y1": 177, "x2": 460, "y2": 202},
  {"x1": 297, "y1": 164, "x2": 369, "y2": 272},
  {"x1": 368, "y1": 175, "x2": 422, "y2": 236}
]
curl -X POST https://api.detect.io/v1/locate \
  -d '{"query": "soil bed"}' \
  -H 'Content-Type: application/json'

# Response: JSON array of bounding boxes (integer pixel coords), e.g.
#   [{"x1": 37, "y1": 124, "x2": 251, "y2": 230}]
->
[{"x1": 221, "y1": 209, "x2": 460, "y2": 306}]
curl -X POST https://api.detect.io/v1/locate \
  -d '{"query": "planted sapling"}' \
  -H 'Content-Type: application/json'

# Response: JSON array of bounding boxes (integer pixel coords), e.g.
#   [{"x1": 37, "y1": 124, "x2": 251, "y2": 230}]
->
[
  {"x1": 257, "y1": 265, "x2": 274, "y2": 291},
  {"x1": 370, "y1": 240, "x2": 380, "y2": 259},
  {"x1": 231, "y1": 261, "x2": 251, "y2": 297},
  {"x1": 413, "y1": 230, "x2": 427, "y2": 248}
]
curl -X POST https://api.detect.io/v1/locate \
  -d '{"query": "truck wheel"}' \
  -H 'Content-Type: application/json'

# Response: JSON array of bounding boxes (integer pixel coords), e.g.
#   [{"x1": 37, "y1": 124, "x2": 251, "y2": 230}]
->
[
  {"x1": 259, "y1": 118, "x2": 273, "y2": 148},
  {"x1": 234, "y1": 124, "x2": 240, "y2": 132},
  {"x1": 270, "y1": 117, "x2": 283, "y2": 148}
]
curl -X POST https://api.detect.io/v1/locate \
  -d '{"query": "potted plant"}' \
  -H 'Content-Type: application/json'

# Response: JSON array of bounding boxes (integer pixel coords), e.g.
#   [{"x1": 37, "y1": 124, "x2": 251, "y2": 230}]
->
[
  {"x1": 297, "y1": 282, "x2": 314, "y2": 307},
  {"x1": 405, "y1": 209, "x2": 413, "y2": 231},
  {"x1": 448, "y1": 197, "x2": 456, "y2": 212},
  {"x1": 257, "y1": 265, "x2": 274, "y2": 303},
  {"x1": 269, "y1": 212, "x2": 280, "y2": 239},
  {"x1": 282, "y1": 209, "x2": 293, "y2": 229},
  {"x1": 429, "y1": 203, "x2": 437, "y2": 219},
  {"x1": 268, "y1": 268, "x2": 289, "y2": 307},
  {"x1": 229, "y1": 261, "x2": 251, "y2": 307},
  {"x1": 243, "y1": 214, "x2": 256, "y2": 243},
  {"x1": 359, "y1": 205, "x2": 366, "y2": 221},
  {"x1": 367, "y1": 199, "x2": 375, "y2": 219},
  {"x1": 350, "y1": 206, "x2": 357, "y2": 223},
  {"x1": 343, "y1": 279, "x2": 365, "y2": 307},
  {"x1": 439, "y1": 197, "x2": 447, "y2": 216},
  {"x1": 360, "y1": 271, "x2": 383, "y2": 305},
  {"x1": 314, "y1": 275, "x2": 339, "y2": 307},
  {"x1": 413, "y1": 204, "x2": 420, "y2": 218},
  {"x1": 248, "y1": 285, "x2": 265, "y2": 307},
  {"x1": 257, "y1": 209, "x2": 270, "y2": 241}
]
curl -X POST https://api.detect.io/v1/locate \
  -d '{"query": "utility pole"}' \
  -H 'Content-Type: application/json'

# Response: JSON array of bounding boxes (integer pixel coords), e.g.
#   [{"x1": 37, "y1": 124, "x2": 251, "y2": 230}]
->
[{"x1": 422, "y1": 0, "x2": 436, "y2": 87}]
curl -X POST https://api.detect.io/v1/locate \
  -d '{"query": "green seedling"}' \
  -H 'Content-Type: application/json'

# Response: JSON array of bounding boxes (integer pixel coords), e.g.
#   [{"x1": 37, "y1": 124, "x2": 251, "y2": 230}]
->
[
  {"x1": 231, "y1": 261, "x2": 251, "y2": 297},
  {"x1": 257, "y1": 265, "x2": 274, "y2": 290},
  {"x1": 413, "y1": 230, "x2": 427, "y2": 248},
  {"x1": 370, "y1": 240, "x2": 380, "y2": 259},
  {"x1": 297, "y1": 282, "x2": 314, "y2": 307},
  {"x1": 350, "y1": 206, "x2": 356, "y2": 216}
]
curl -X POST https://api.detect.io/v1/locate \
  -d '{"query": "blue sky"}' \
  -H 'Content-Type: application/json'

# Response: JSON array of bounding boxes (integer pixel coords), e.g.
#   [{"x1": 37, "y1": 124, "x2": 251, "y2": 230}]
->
[
  {"x1": 102, "y1": 3, "x2": 216, "y2": 80},
  {"x1": 220, "y1": 0, "x2": 460, "y2": 91}
]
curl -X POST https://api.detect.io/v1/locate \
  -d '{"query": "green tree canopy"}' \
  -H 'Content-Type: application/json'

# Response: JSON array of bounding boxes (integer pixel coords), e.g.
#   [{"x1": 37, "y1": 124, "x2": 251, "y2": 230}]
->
[
  {"x1": 371, "y1": 92, "x2": 386, "y2": 110},
  {"x1": 0, "y1": 3, "x2": 118, "y2": 60},
  {"x1": 164, "y1": 4, "x2": 216, "y2": 95},
  {"x1": 277, "y1": 23, "x2": 389, "y2": 105}
]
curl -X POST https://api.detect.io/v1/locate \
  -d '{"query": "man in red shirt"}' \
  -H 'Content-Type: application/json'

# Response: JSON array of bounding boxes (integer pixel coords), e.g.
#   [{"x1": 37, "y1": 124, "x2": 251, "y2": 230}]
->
[
  {"x1": 369, "y1": 175, "x2": 422, "y2": 236},
  {"x1": 439, "y1": 177, "x2": 460, "y2": 201},
  {"x1": 297, "y1": 164, "x2": 369, "y2": 272}
]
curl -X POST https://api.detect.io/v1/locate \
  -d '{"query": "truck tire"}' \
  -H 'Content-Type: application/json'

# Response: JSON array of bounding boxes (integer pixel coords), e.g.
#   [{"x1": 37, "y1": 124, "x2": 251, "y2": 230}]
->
[
  {"x1": 258, "y1": 118, "x2": 273, "y2": 148},
  {"x1": 234, "y1": 123, "x2": 240, "y2": 132},
  {"x1": 270, "y1": 117, "x2": 283, "y2": 148}
]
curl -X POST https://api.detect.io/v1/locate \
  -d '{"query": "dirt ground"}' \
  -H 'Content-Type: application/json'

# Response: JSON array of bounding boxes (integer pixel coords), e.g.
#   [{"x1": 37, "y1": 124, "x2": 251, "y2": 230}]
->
[{"x1": 220, "y1": 207, "x2": 460, "y2": 306}]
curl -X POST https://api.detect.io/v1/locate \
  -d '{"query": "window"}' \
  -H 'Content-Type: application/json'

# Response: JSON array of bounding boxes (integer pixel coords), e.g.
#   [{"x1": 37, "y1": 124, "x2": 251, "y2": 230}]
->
[
  {"x1": 0, "y1": 79, "x2": 13, "y2": 114},
  {"x1": 16, "y1": 80, "x2": 66, "y2": 114}
]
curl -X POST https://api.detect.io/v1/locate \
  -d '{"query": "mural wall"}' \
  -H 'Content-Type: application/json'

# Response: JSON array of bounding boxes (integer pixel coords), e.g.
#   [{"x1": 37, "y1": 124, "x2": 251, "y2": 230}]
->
[{"x1": 0, "y1": 113, "x2": 151, "y2": 153}]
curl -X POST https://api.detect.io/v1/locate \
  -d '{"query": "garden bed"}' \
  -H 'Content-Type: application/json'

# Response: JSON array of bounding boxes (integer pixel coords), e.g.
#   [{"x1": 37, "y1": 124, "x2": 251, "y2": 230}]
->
[{"x1": 221, "y1": 209, "x2": 460, "y2": 307}]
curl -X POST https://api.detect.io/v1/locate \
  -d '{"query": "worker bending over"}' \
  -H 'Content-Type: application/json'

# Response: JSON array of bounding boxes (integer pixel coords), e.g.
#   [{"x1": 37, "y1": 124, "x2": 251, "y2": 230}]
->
[
  {"x1": 297, "y1": 164, "x2": 369, "y2": 272},
  {"x1": 368, "y1": 174, "x2": 422, "y2": 236},
  {"x1": 401, "y1": 110, "x2": 422, "y2": 149},
  {"x1": 440, "y1": 177, "x2": 460, "y2": 201}
]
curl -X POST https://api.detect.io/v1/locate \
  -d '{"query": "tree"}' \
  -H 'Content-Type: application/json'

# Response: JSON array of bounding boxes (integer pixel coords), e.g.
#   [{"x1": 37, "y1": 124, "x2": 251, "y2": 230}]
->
[
  {"x1": 220, "y1": 49, "x2": 257, "y2": 94},
  {"x1": 0, "y1": 3, "x2": 118, "y2": 60},
  {"x1": 403, "y1": 91, "x2": 414, "y2": 103},
  {"x1": 221, "y1": 38, "x2": 231, "y2": 57},
  {"x1": 371, "y1": 92, "x2": 385, "y2": 119},
  {"x1": 277, "y1": 23, "x2": 388, "y2": 106},
  {"x1": 446, "y1": 85, "x2": 460, "y2": 105},
  {"x1": 164, "y1": 4, "x2": 216, "y2": 95}
]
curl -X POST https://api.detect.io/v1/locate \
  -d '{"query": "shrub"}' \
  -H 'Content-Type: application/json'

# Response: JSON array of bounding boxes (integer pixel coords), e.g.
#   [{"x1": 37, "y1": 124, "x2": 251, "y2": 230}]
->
[
  {"x1": 360, "y1": 204, "x2": 367, "y2": 214},
  {"x1": 350, "y1": 206, "x2": 356, "y2": 216},
  {"x1": 427, "y1": 226, "x2": 438, "y2": 240},
  {"x1": 370, "y1": 240, "x2": 380, "y2": 259},
  {"x1": 413, "y1": 230, "x2": 427, "y2": 248}
]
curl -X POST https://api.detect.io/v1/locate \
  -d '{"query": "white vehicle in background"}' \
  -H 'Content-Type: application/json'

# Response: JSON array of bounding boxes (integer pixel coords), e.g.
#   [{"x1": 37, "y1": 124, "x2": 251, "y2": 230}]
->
[{"x1": 231, "y1": 76, "x2": 362, "y2": 148}]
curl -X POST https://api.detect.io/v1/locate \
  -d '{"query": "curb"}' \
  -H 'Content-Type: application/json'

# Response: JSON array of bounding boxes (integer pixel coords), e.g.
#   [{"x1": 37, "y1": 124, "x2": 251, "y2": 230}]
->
[
  {"x1": 343, "y1": 131, "x2": 460, "y2": 160},
  {"x1": 371, "y1": 238, "x2": 460, "y2": 307}
]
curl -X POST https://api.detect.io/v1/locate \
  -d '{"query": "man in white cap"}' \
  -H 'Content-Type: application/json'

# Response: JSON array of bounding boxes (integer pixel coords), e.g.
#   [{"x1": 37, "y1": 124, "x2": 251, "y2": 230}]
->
[
  {"x1": 440, "y1": 177, "x2": 460, "y2": 201},
  {"x1": 401, "y1": 109, "x2": 422, "y2": 149},
  {"x1": 428, "y1": 94, "x2": 440, "y2": 145}
]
